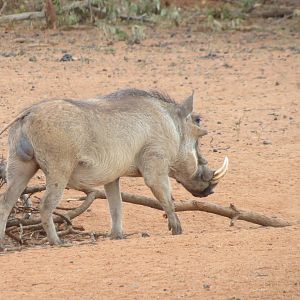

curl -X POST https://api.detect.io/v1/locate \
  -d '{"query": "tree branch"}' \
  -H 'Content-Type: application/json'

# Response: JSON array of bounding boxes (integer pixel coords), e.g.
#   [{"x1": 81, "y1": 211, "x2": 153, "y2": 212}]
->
[
  {"x1": 107, "y1": 190, "x2": 292, "y2": 227},
  {"x1": 3, "y1": 185, "x2": 294, "y2": 229},
  {"x1": 0, "y1": 11, "x2": 45, "y2": 24}
]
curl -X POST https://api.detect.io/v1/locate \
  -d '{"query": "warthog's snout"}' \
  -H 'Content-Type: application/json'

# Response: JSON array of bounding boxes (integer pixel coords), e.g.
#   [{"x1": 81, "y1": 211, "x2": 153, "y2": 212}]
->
[{"x1": 179, "y1": 157, "x2": 229, "y2": 198}]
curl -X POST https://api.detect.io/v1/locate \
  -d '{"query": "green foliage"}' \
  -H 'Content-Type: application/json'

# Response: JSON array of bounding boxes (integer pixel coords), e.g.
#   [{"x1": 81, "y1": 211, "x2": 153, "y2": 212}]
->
[
  {"x1": 160, "y1": 6, "x2": 181, "y2": 26},
  {"x1": 130, "y1": 25, "x2": 145, "y2": 44},
  {"x1": 98, "y1": 23, "x2": 129, "y2": 41},
  {"x1": 205, "y1": 3, "x2": 245, "y2": 31},
  {"x1": 67, "y1": 0, "x2": 180, "y2": 40},
  {"x1": 66, "y1": 12, "x2": 80, "y2": 25},
  {"x1": 241, "y1": 0, "x2": 257, "y2": 12},
  {"x1": 97, "y1": 22, "x2": 146, "y2": 44},
  {"x1": 206, "y1": 4, "x2": 235, "y2": 21},
  {"x1": 125, "y1": 0, "x2": 161, "y2": 16},
  {"x1": 91, "y1": 0, "x2": 120, "y2": 21},
  {"x1": 18, "y1": 3, "x2": 27, "y2": 13},
  {"x1": 53, "y1": 0, "x2": 62, "y2": 13},
  {"x1": 2, "y1": 0, "x2": 180, "y2": 40},
  {"x1": 96, "y1": 0, "x2": 181, "y2": 23}
]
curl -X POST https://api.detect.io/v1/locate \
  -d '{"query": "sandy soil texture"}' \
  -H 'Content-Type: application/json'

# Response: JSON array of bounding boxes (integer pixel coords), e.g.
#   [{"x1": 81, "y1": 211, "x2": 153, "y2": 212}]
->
[{"x1": 0, "y1": 19, "x2": 299, "y2": 299}]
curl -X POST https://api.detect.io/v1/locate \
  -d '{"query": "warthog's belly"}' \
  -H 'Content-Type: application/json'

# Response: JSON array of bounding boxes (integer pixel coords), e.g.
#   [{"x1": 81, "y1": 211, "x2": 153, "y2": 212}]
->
[{"x1": 67, "y1": 160, "x2": 138, "y2": 190}]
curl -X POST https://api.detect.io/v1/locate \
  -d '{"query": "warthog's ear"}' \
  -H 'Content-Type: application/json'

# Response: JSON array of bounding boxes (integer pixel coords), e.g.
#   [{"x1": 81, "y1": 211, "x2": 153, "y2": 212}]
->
[{"x1": 180, "y1": 92, "x2": 194, "y2": 118}]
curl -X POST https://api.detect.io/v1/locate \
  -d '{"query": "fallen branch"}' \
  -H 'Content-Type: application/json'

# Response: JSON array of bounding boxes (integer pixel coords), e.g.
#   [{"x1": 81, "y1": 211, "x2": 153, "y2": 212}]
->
[
  {"x1": 23, "y1": 184, "x2": 45, "y2": 195},
  {"x1": 3, "y1": 184, "x2": 293, "y2": 229},
  {"x1": 119, "y1": 14, "x2": 154, "y2": 23},
  {"x1": 0, "y1": 11, "x2": 45, "y2": 24},
  {"x1": 252, "y1": 7, "x2": 294, "y2": 19},
  {"x1": 89, "y1": 190, "x2": 292, "y2": 228}
]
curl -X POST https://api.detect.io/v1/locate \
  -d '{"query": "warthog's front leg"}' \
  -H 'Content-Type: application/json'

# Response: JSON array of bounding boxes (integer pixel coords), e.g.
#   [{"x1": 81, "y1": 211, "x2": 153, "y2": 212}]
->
[
  {"x1": 104, "y1": 179, "x2": 123, "y2": 239},
  {"x1": 141, "y1": 160, "x2": 182, "y2": 235},
  {"x1": 149, "y1": 180, "x2": 182, "y2": 235}
]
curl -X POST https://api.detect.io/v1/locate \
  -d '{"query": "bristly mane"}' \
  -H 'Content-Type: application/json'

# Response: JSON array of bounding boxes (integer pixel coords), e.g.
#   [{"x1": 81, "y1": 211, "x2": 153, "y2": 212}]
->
[
  {"x1": 0, "y1": 89, "x2": 177, "y2": 136},
  {"x1": 103, "y1": 88, "x2": 177, "y2": 105}
]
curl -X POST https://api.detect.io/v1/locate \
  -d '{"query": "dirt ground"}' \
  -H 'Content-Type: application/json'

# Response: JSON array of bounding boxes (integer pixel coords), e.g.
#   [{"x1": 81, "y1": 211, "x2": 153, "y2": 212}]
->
[{"x1": 0, "y1": 17, "x2": 299, "y2": 300}]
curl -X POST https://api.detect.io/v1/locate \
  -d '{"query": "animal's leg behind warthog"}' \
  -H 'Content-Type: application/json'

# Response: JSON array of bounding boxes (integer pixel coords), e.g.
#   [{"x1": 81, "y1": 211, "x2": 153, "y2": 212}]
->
[
  {"x1": 142, "y1": 161, "x2": 182, "y2": 235},
  {"x1": 104, "y1": 178, "x2": 123, "y2": 239},
  {"x1": 0, "y1": 159, "x2": 38, "y2": 248},
  {"x1": 39, "y1": 177, "x2": 68, "y2": 245}
]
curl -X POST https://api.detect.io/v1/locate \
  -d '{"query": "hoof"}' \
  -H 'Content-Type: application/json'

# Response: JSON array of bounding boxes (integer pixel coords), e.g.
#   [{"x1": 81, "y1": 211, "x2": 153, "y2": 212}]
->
[
  {"x1": 0, "y1": 243, "x2": 5, "y2": 252},
  {"x1": 51, "y1": 239, "x2": 72, "y2": 247},
  {"x1": 0, "y1": 239, "x2": 6, "y2": 252},
  {"x1": 171, "y1": 226, "x2": 183, "y2": 235},
  {"x1": 168, "y1": 213, "x2": 183, "y2": 235},
  {"x1": 58, "y1": 240, "x2": 72, "y2": 247},
  {"x1": 49, "y1": 238, "x2": 65, "y2": 246},
  {"x1": 109, "y1": 232, "x2": 124, "y2": 240}
]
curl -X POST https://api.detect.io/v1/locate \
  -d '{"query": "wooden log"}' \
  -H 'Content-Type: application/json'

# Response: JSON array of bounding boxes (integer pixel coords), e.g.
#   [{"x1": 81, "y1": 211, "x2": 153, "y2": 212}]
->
[
  {"x1": 0, "y1": 11, "x2": 45, "y2": 24},
  {"x1": 252, "y1": 7, "x2": 294, "y2": 19},
  {"x1": 91, "y1": 190, "x2": 293, "y2": 228}
]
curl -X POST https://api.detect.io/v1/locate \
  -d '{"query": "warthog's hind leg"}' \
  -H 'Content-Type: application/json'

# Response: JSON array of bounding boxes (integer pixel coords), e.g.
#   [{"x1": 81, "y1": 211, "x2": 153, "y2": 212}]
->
[
  {"x1": 104, "y1": 178, "x2": 123, "y2": 239},
  {"x1": 0, "y1": 159, "x2": 38, "y2": 248},
  {"x1": 40, "y1": 179, "x2": 68, "y2": 245}
]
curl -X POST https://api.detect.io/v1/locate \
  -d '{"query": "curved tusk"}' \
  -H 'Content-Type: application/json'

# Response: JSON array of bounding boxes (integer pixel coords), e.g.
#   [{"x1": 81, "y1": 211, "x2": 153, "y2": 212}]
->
[{"x1": 211, "y1": 157, "x2": 229, "y2": 183}]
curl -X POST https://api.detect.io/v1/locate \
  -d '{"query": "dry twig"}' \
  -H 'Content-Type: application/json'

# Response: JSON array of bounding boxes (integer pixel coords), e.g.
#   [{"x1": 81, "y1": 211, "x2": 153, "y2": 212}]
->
[{"x1": 0, "y1": 1, "x2": 7, "y2": 16}]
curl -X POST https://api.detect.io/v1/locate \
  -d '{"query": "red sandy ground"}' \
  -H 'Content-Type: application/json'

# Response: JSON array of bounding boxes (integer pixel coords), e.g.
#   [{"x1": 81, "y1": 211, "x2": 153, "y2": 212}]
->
[{"x1": 0, "y1": 18, "x2": 299, "y2": 299}]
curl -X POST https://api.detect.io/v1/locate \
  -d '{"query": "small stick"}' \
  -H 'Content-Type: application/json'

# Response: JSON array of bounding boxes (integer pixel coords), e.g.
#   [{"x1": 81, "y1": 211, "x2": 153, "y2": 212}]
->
[
  {"x1": 52, "y1": 211, "x2": 72, "y2": 226},
  {"x1": 0, "y1": 1, "x2": 7, "y2": 16},
  {"x1": 56, "y1": 206, "x2": 77, "y2": 211},
  {"x1": 5, "y1": 230, "x2": 23, "y2": 244}
]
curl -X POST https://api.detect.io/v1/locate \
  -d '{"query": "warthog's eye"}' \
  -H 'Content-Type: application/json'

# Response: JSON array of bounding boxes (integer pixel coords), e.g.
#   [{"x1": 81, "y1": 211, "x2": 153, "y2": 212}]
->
[{"x1": 191, "y1": 113, "x2": 201, "y2": 126}]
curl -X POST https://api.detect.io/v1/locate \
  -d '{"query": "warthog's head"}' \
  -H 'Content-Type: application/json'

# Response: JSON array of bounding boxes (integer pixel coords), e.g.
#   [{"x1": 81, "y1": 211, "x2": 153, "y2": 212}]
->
[
  {"x1": 176, "y1": 156, "x2": 228, "y2": 198},
  {"x1": 172, "y1": 93, "x2": 229, "y2": 198}
]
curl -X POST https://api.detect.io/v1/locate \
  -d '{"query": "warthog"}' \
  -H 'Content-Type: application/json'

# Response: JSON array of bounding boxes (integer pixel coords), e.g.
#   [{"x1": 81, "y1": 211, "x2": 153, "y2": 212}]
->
[{"x1": 0, "y1": 88, "x2": 228, "y2": 246}]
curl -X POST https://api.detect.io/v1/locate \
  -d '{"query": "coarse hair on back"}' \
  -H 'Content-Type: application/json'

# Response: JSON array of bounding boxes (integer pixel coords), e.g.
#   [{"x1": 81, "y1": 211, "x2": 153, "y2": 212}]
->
[
  {"x1": 103, "y1": 88, "x2": 178, "y2": 105},
  {"x1": 0, "y1": 89, "x2": 178, "y2": 136}
]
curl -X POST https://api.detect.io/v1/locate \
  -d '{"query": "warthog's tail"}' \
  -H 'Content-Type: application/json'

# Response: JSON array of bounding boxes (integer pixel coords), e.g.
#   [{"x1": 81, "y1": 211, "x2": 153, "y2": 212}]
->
[{"x1": 0, "y1": 109, "x2": 31, "y2": 136}]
